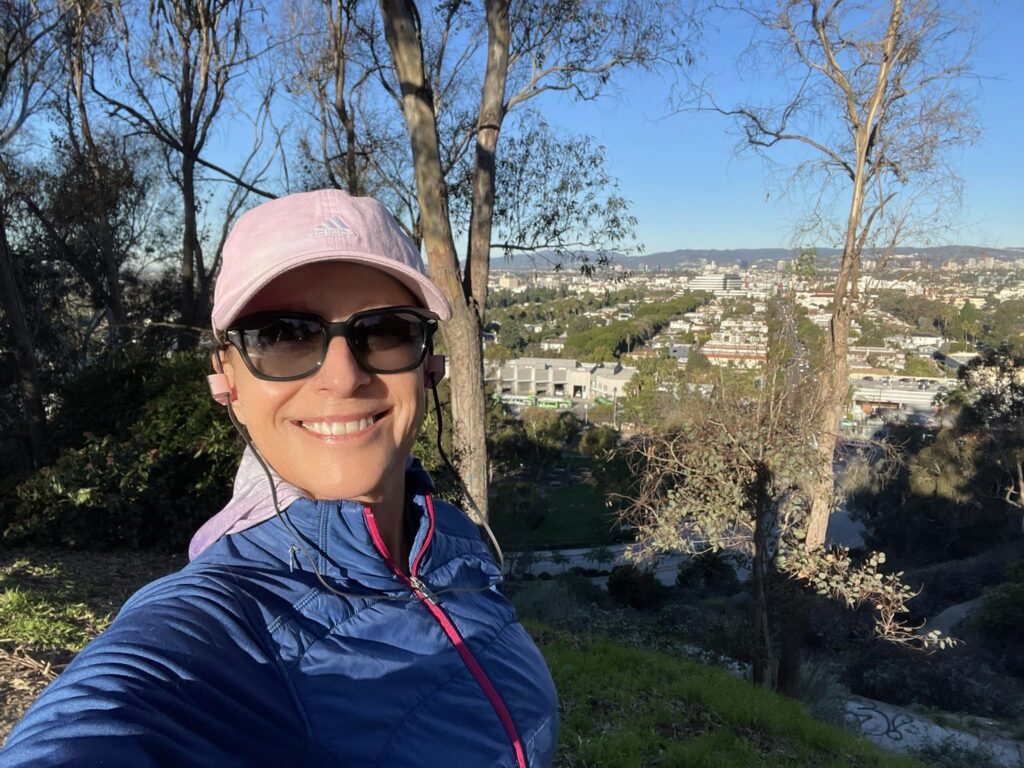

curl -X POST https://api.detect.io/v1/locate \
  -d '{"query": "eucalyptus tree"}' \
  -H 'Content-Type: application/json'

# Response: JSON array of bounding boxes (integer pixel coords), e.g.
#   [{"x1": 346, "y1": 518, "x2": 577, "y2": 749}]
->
[
  {"x1": 282, "y1": 0, "x2": 410, "y2": 208},
  {"x1": 958, "y1": 348, "x2": 1024, "y2": 528},
  {"x1": 94, "y1": 0, "x2": 274, "y2": 334},
  {"x1": 0, "y1": 0, "x2": 64, "y2": 465},
  {"x1": 623, "y1": 318, "x2": 955, "y2": 692},
  {"x1": 696, "y1": 0, "x2": 979, "y2": 551},
  {"x1": 454, "y1": 109, "x2": 637, "y2": 266},
  {"x1": 377, "y1": 0, "x2": 692, "y2": 518}
]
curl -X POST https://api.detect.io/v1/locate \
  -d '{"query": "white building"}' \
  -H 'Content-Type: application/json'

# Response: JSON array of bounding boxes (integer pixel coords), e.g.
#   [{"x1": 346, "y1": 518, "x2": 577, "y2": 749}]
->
[
  {"x1": 486, "y1": 357, "x2": 636, "y2": 402},
  {"x1": 884, "y1": 333, "x2": 946, "y2": 351},
  {"x1": 689, "y1": 274, "x2": 726, "y2": 292}
]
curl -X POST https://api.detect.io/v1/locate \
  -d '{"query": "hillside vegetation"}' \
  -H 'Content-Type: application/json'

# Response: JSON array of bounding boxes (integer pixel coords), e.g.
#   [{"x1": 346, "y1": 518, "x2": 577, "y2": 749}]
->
[{"x1": 2, "y1": 549, "x2": 920, "y2": 766}]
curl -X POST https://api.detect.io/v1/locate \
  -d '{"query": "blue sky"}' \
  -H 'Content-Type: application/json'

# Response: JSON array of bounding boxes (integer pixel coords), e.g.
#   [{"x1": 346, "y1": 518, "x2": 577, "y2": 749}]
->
[{"x1": 533, "y1": 0, "x2": 1023, "y2": 253}]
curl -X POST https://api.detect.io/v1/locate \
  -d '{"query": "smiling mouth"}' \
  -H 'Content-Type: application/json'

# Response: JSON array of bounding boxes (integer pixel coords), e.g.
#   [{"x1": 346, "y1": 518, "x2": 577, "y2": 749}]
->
[{"x1": 299, "y1": 413, "x2": 381, "y2": 436}]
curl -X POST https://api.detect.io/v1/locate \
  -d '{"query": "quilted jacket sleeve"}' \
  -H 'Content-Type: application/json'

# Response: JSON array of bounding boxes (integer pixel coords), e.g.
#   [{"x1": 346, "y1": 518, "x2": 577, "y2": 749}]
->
[{"x1": 0, "y1": 575, "x2": 308, "y2": 767}]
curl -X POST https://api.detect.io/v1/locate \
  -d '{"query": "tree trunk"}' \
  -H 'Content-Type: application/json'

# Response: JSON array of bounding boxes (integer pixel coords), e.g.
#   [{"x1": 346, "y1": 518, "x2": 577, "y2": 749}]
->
[
  {"x1": 344, "y1": 108, "x2": 360, "y2": 196},
  {"x1": 446, "y1": 305, "x2": 489, "y2": 516},
  {"x1": 71, "y1": 12, "x2": 128, "y2": 346},
  {"x1": 806, "y1": 1, "x2": 903, "y2": 550},
  {"x1": 774, "y1": 585, "x2": 807, "y2": 698},
  {"x1": 464, "y1": 0, "x2": 509, "y2": 315},
  {"x1": 0, "y1": 205, "x2": 48, "y2": 466},
  {"x1": 806, "y1": 197, "x2": 862, "y2": 550},
  {"x1": 379, "y1": 0, "x2": 490, "y2": 518},
  {"x1": 329, "y1": 1, "x2": 361, "y2": 196},
  {"x1": 180, "y1": 155, "x2": 199, "y2": 338},
  {"x1": 1014, "y1": 459, "x2": 1024, "y2": 533},
  {"x1": 751, "y1": 466, "x2": 774, "y2": 688}
]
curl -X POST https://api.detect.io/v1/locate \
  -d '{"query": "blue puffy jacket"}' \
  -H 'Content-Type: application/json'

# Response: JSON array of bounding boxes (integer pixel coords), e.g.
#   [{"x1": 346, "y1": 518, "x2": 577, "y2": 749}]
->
[{"x1": 1, "y1": 473, "x2": 558, "y2": 766}]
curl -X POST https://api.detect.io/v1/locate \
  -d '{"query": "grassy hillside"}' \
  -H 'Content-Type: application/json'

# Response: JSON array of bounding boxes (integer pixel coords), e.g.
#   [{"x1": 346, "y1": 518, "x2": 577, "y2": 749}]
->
[
  {"x1": 536, "y1": 626, "x2": 922, "y2": 768},
  {"x1": 2, "y1": 549, "x2": 920, "y2": 766}
]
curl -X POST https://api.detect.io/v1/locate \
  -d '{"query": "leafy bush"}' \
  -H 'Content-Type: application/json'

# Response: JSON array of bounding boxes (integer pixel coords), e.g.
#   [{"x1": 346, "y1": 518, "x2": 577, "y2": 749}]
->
[
  {"x1": 847, "y1": 646, "x2": 1023, "y2": 719},
  {"x1": 1005, "y1": 557, "x2": 1024, "y2": 583},
  {"x1": 607, "y1": 563, "x2": 668, "y2": 610},
  {"x1": 971, "y1": 582, "x2": 1024, "y2": 650},
  {"x1": 558, "y1": 571, "x2": 609, "y2": 605},
  {"x1": 579, "y1": 425, "x2": 618, "y2": 458},
  {"x1": 48, "y1": 346, "x2": 202, "y2": 449},
  {"x1": 506, "y1": 572, "x2": 608, "y2": 627},
  {"x1": 850, "y1": 427, "x2": 1012, "y2": 566},
  {"x1": 2, "y1": 351, "x2": 242, "y2": 550},
  {"x1": 911, "y1": 737, "x2": 1005, "y2": 768},
  {"x1": 902, "y1": 548, "x2": 1009, "y2": 618},
  {"x1": 490, "y1": 481, "x2": 546, "y2": 533}
]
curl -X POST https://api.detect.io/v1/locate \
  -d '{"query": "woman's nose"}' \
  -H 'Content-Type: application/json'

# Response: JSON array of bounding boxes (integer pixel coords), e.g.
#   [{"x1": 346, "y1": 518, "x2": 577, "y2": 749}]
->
[{"x1": 312, "y1": 336, "x2": 372, "y2": 392}]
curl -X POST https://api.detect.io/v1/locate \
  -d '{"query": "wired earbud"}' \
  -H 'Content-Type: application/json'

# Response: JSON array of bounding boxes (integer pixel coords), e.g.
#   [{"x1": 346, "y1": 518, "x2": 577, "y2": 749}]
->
[
  {"x1": 424, "y1": 353, "x2": 445, "y2": 387},
  {"x1": 208, "y1": 373, "x2": 232, "y2": 405},
  {"x1": 208, "y1": 352, "x2": 233, "y2": 405}
]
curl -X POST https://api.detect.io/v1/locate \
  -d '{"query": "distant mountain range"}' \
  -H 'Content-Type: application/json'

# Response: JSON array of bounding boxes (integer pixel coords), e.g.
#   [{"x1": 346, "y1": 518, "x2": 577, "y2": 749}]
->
[{"x1": 497, "y1": 245, "x2": 1024, "y2": 271}]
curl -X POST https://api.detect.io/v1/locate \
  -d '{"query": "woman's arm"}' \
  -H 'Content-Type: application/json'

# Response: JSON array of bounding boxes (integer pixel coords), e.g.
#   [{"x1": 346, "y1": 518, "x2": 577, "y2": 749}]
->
[{"x1": 1, "y1": 577, "x2": 307, "y2": 767}]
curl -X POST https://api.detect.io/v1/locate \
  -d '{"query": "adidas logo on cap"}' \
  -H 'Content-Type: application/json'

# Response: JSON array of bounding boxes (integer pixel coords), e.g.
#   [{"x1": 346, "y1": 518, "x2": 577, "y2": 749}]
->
[{"x1": 312, "y1": 215, "x2": 355, "y2": 238}]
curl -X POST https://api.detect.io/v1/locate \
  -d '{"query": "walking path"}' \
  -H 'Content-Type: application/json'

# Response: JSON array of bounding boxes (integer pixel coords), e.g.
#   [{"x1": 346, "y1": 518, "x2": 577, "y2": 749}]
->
[{"x1": 845, "y1": 696, "x2": 1024, "y2": 766}]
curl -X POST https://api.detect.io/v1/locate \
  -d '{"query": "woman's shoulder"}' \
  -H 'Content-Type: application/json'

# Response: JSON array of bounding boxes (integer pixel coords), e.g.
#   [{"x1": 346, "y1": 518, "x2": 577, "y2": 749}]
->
[
  {"x1": 427, "y1": 496, "x2": 489, "y2": 540},
  {"x1": 1, "y1": 556, "x2": 305, "y2": 766},
  {"x1": 121, "y1": 551, "x2": 271, "y2": 612},
  {"x1": 112, "y1": 546, "x2": 306, "y2": 651}
]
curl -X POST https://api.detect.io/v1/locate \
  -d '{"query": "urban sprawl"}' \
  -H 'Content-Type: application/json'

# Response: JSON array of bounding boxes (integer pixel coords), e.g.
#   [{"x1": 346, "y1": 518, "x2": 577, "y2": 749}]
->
[{"x1": 485, "y1": 251, "x2": 1024, "y2": 431}]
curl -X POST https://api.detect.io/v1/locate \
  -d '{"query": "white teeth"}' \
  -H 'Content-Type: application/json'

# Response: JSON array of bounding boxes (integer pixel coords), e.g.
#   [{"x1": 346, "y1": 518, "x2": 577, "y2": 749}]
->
[{"x1": 301, "y1": 416, "x2": 376, "y2": 436}]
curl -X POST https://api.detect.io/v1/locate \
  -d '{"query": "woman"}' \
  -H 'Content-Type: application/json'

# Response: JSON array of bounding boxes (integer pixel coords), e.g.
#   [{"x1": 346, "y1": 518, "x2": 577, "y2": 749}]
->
[{"x1": 1, "y1": 190, "x2": 559, "y2": 767}]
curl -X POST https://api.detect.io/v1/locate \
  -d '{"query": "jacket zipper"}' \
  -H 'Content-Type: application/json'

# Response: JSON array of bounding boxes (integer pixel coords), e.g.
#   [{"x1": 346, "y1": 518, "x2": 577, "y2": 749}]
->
[{"x1": 363, "y1": 498, "x2": 528, "y2": 768}]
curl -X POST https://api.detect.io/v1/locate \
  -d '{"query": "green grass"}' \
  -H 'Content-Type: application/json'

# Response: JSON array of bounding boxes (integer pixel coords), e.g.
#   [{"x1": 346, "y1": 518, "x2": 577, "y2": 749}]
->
[
  {"x1": 534, "y1": 626, "x2": 925, "y2": 768},
  {"x1": 0, "y1": 558, "x2": 110, "y2": 652},
  {"x1": 0, "y1": 550, "x2": 185, "y2": 655},
  {"x1": 0, "y1": 587, "x2": 104, "y2": 652}
]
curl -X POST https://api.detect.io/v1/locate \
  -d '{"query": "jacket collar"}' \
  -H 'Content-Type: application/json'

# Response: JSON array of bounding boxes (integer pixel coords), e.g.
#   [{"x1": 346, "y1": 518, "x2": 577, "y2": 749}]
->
[{"x1": 188, "y1": 446, "x2": 435, "y2": 561}]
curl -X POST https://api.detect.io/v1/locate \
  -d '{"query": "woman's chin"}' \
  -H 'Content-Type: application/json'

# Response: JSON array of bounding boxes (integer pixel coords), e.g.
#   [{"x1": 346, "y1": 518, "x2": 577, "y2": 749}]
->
[{"x1": 308, "y1": 483, "x2": 382, "y2": 504}]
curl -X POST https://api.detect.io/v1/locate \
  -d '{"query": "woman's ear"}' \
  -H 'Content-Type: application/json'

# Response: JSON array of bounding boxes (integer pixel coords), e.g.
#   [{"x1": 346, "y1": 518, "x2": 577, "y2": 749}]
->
[{"x1": 424, "y1": 354, "x2": 445, "y2": 388}]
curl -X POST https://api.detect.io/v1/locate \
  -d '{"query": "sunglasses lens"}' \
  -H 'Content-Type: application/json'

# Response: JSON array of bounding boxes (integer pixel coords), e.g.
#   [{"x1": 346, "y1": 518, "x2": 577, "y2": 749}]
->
[
  {"x1": 240, "y1": 317, "x2": 324, "y2": 378},
  {"x1": 232, "y1": 309, "x2": 432, "y2": 379},
  {"x1": 352, "y1": 311, "x2": 427, "y2": 372}
]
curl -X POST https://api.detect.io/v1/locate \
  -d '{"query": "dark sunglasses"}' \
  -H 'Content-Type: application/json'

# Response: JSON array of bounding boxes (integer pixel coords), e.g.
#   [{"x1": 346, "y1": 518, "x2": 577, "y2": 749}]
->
[{"x1": 225, "y1": 306, "x2": 438, "y2": 380}]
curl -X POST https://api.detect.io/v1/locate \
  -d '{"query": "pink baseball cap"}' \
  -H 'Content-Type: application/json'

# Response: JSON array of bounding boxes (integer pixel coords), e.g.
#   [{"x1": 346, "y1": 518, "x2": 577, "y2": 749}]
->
[{"x1": 211, "y1": 189, "x2": 452, "y2": 337}]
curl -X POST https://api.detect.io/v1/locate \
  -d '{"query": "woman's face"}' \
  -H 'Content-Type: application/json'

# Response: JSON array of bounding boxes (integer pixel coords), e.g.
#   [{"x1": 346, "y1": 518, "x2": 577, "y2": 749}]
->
[{"x1": 221, "y1": 262, "x2": 426, "y2": 502}]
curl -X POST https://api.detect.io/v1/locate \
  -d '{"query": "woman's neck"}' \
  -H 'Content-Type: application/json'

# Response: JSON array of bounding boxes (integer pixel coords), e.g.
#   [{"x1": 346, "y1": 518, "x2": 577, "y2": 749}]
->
[{"x1": 367, "y1": 491, "x2": 412, "y2": 575}]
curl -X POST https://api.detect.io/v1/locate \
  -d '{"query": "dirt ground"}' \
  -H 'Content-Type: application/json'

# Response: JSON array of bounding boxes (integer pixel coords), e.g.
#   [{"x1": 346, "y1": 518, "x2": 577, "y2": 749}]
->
[
  {"x1": 1, "y1": 548, "x2": 186, "y2": 746},
  {"x1": 1, "y1": 648, "x2": 67, "y2": 743}
]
